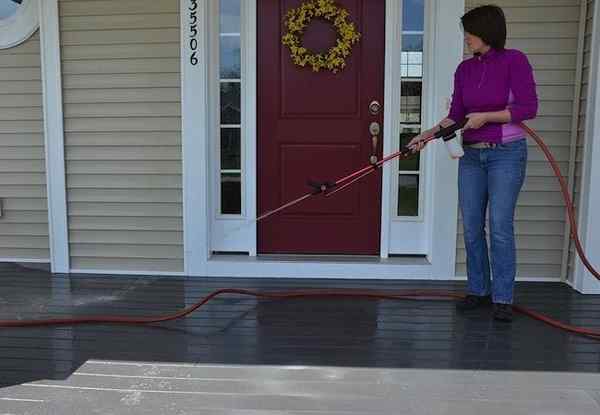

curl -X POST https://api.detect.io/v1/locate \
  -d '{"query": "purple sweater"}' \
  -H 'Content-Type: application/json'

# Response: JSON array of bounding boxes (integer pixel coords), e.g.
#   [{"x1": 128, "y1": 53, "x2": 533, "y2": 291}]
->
[{"x1": 447, "y1": 48, "x2": 538, "y2": 144}]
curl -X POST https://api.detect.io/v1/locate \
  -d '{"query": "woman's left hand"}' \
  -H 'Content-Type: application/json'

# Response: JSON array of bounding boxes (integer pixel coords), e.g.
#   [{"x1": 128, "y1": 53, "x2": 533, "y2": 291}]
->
[{"x1": 464, "y1": 113, "x2": 489, "y2": 130}]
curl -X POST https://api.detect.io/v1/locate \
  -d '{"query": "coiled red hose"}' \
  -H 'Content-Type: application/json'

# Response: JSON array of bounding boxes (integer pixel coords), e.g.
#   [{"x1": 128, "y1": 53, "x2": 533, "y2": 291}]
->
[{"x1": 1, "y1": 123, "x2": 599, "y2": 341}]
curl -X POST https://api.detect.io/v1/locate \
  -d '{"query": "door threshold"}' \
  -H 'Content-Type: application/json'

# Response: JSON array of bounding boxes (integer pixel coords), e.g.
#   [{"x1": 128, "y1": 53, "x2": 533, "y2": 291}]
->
[{"x1": 210, "y1": 252, "x2": 430, "y2": 266}]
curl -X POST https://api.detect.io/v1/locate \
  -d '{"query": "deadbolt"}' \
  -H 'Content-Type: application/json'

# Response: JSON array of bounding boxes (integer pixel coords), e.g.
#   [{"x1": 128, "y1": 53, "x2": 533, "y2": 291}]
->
[{"x1": 369, "y1": 100, "x2": 381, "y2": 115}]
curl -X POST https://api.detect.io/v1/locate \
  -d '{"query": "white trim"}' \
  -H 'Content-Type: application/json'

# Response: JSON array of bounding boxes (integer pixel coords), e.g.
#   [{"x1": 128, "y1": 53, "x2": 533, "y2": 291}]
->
[
  {"x1": 209, "y1": 0, "x2": 257, "y2": 255},
  {"x1": 39, "y1": 0, "x2": 69, "y2": 274},
  {"x1": 181, "y1": 0, "x2": 211, "y2": 276},
  {"x1": 386, "y1": 0, "x2": 435, "y2": 255},
  {"x1": 70, "y1": 269, "x2": 185, "y2": 277},
  {"x1": 208, "y1": 0, "x2": 222, "y2": 232},
  {"x1": 0, "y1": 258, "x2": 49, "y2": 264},
  {"x1": 206, "y1": 258, "x2": 433, "y2": 279},
  {"x1": 380, "y1": 0, "x2": 401, "y2": 258},
  {"x1": 244, "y1": 0, "x2": 258, "y2": 257},
  {"x1": 426, "y1": 0, "x2": 464, "y2": 279},
  {"x1": 560, "y1": 0, "x2": 588, "y2": 282},
  {"x1": 573, "y1": 0, "x2": 600, "y2": 294},
  {"x1": 210, "y1": 0, "x2": 223, "y2": 219},
  {"x1": 566, "y1": 277, "x2": 600, "y2": 294},
  {"x1": 0, "y1": 0, "x2": 39, "y2": 49},
  {"x1": 454, "y1": 274, "x2": 562, "y2": 283},
  {"x1": 62, "y1": 266, "x2": 561, "y2": 282}
]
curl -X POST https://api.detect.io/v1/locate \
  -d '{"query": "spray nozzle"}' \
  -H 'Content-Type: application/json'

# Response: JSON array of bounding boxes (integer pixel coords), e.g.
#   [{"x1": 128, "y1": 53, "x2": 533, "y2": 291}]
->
[
  {"x1": 435, "y1": 119, "x2": 467, "y2": 159},
  {"x1": 433, "y1": 119, "x2": 468, "y2": 140},
  {"x1": 401, "y1": 119, "x2": 467, "y2": 158}
]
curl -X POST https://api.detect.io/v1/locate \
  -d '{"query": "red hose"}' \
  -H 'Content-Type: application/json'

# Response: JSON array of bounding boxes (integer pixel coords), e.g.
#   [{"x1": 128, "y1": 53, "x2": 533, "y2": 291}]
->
[
  {"x1": 1, "y1": 124, "x2": 599, "y2": 341},
  {"x1": 520, "y1": 122, "x2": 600, "y2": 282}
]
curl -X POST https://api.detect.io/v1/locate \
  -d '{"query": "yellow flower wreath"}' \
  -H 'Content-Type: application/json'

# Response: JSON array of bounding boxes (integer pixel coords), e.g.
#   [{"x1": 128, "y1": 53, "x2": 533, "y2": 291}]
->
[{"x1": 281, "y1": 0, "x2": 361, "y2": 73}]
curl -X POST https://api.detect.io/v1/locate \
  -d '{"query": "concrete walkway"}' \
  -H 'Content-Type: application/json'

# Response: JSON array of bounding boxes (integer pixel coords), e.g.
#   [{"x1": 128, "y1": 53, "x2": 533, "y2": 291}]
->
[{"x1": 2, "y1": 361, "x2": 600, "y2": 414}]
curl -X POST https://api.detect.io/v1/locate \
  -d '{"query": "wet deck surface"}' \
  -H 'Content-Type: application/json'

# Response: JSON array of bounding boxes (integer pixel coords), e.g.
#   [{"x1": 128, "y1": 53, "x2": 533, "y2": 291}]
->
[{"x1": 1, "y1": 264, "x2": 600, "y2": 414}]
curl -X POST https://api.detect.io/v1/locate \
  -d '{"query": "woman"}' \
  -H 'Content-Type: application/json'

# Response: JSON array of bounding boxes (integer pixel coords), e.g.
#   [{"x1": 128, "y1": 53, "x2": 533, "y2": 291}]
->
[{"x1": 408, "y1": 5, "x2": 538, "y2": 322}]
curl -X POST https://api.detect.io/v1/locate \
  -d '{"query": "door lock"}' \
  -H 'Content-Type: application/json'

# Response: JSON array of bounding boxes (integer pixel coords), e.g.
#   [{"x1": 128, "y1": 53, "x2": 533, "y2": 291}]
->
[{"x1": 368, "y1": 100, "x2": 382, "y2": 116}]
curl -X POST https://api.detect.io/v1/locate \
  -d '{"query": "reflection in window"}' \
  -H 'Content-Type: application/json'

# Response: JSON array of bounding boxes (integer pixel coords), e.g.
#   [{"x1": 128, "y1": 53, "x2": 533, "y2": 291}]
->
[
  {"x1": 219, "y1": 0, "x2": 242, "y2": 215},
  {"x1": 399, "y1": 129, "x2": 420, "y2": 172},
  {"x1": 400, "y1": 82, "x2": 421, "y2": 123},
  {"x1": 398, "y1": 175, "x2": 419, "y2": 217},
  {"x1": 220, "y1": 35, "x2": 241, "y2": 79},
  {"x1": 220, "y1": 128, "x2": 241, "y2": 170},
  {"x1": 401, "y1": 39, "x2": 423, "y2": 78},
  {"x1": 398, "y1": 0, "x2": 424, "y2": 217},
  {"x1": 401, "y1": 50, "x2": 422, "y2": 78},
  {"x1": 220, "y1": 0, "x2": 240, "y2": 32},
  {"x1": 220, "y1": 82, "x2": 241, "y2": 124},
  {"x1": 0, "y1": 0, "x2": 21, "y2": 21},
  {"x1": 221, "y1": 174, "x2": 242, "y2": 214},
  {"x1": 402, "y1": 0, "x2": 425, "y2": 31},
  {"x1": 402, "y1": 35, "x2": 423, "y2": 51}
]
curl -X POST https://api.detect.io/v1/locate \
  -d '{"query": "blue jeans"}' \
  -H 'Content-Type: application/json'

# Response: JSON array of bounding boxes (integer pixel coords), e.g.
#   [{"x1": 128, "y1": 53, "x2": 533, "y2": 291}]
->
[{"x1": 458, "y1": 139, "x2": 527, "y2": 304}]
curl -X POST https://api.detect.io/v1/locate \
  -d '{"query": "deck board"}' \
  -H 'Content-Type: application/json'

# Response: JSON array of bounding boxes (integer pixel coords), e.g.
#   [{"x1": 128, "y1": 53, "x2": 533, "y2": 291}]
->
[{"x1": 1, "y1": 264, "x2": 600, "y2": 414}]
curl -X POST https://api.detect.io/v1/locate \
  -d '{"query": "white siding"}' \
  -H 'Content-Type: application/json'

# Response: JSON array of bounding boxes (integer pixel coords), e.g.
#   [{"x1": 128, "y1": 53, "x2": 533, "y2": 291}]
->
[
  {"x1": 457, "y1": 0, "x2": 583, "y2": 279},
  {"x1": 59, "y1": 0, "x2": 183, "y2": 273},
  {"x1": 0, "y1": 32, "x2": 49, "y2": 261}
]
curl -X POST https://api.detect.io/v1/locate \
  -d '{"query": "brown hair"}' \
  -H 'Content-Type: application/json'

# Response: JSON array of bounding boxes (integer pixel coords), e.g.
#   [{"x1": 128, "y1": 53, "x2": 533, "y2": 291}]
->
[{"x1": 461, "y1": 5, "x2": 507, "y2": 50}]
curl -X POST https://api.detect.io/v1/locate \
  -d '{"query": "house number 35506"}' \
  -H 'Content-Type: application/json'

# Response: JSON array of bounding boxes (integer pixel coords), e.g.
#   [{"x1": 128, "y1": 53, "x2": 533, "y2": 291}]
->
[{"x1": 189, "y1": 0, "x2": 199, "y2": 65}]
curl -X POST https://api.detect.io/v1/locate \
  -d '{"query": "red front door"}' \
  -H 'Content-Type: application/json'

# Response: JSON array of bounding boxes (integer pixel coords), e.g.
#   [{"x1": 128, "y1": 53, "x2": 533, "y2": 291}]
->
[{"x1": 258, "y1": 0, "x2": 385, "y2": 255}]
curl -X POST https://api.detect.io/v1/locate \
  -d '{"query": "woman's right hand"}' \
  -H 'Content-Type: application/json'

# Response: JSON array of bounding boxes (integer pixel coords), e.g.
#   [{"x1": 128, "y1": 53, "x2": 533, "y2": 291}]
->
[
  {"x1": 406, "y1": 119, "x2": 457, "y2": 153},
  {"x1": 406, "y1": 131, "x2": 433, "y2": 153}
]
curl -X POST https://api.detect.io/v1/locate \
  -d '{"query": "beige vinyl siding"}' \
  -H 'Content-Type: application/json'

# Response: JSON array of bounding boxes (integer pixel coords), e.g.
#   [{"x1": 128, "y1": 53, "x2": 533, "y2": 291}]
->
[
  {"x1": 456, "y1": 0, "x2": 583, "y2": 279},
  {"x1": 59, "y1": 0, "x2": 183, "y2": 273},
  {"x1": 0, "y1": 32, "x2": 49, "y2": 261},
  {"x1": 567, "y1": 0, "x2": 595, "y2": 282}
]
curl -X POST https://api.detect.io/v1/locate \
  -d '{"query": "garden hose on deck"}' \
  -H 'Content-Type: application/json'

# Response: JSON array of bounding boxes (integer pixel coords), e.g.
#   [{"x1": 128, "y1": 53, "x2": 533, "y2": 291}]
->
[{"x1": 1, "y1": 122, "x2": 599, "y2": 340}]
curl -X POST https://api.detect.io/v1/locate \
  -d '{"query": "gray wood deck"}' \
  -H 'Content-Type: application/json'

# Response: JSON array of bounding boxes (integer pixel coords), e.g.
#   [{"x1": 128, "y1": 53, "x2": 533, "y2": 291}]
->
[{"x1": 1, "y1": 263, "x2": 600, "y2": 414}]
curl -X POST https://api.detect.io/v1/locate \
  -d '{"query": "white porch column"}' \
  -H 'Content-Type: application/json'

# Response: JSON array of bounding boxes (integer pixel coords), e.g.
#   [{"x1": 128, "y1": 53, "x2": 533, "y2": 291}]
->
[
  {"x1": 181, "y1": 0, "x2": 211, "y2": 276},
  {"x1": 39, "y1": 0, "x2": 69, "y2": 273},
  {"x1": 428, "y1": 0, "x2": 465, "y2": 279},
  {"x1": 573, "y1": 0, "x2": 600, "y2": 294}
]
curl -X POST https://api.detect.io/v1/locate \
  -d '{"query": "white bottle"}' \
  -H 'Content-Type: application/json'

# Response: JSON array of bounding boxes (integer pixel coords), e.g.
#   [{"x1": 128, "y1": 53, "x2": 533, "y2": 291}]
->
[{"x1": 443, "y1": 134, "x2": 464, "y2": 159}]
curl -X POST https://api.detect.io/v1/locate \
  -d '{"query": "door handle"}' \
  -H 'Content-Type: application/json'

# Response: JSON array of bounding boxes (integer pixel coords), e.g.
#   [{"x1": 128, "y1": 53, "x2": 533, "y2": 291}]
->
[
  {"x1": 369, "y1": 121, "x2": 380, "y2": 136},
  {"x1": 369, "y1": 122, "x2": 380, "y2": 164}
]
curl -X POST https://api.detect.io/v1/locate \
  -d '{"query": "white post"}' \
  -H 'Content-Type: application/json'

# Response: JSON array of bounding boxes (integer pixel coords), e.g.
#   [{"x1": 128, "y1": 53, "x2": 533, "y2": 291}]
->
[
  {"x1": 39, "y1": 0, "x2": 69, "y2": 273},
  {"x1": 181, "y1": 0, "x2": 211, "y2": 276},
  {"x1": 428, "y1": 0, "x2": 464, "y2": 278},
  {"x1": 573, "y1": 0, "x2": 600, "y2": 294}
]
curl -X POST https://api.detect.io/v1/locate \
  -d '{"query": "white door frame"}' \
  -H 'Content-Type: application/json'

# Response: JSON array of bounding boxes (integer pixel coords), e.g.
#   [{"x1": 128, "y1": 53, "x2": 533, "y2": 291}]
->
[{"x1": 181, "y1": 0, "x2": 465, "y2": 279}]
